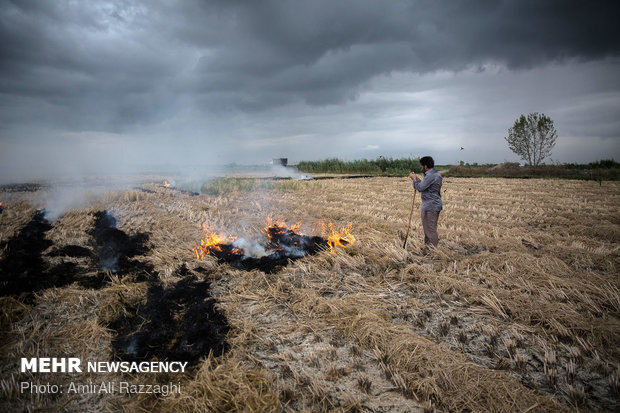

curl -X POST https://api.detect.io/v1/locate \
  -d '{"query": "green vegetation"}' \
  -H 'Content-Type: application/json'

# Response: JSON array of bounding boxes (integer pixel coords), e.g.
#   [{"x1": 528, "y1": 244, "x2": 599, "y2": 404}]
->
[
  {"x1": 274, "y1": 180, "x2": 323, "y2": 191},
  {"x1": 295, "y1": 157, "x2": 618, "y2": 181},
  {"x1": 445, "y1": 160, "x2": 619, "y2": 181},
  {"x1": 563, "y1": 159, "x2": 620, "y2": 169},
  {"x1": 201, "y1": 178, "x2": 264, "y2": 195},
  {"x1": 297, "y1": 157, "x2": 420, "y2": 175},
  {"x1": 200, "y1": 177, "x2": 322, "y2": 195}
]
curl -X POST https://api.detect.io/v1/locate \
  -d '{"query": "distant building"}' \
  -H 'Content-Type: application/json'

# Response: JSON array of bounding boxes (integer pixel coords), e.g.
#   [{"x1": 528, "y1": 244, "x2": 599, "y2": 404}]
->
[{"x1": 272, "y1": 158, "x2": 288, "y2": 166}]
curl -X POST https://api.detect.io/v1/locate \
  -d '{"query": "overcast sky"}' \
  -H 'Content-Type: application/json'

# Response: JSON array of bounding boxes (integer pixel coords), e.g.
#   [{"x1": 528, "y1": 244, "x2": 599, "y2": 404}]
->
[{"x1": 1, "y1": 0, "x2": 619, "y2": 181}]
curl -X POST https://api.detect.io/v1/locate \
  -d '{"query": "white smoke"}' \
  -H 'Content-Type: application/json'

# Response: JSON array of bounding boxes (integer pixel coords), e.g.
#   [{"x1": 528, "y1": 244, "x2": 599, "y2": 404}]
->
[
  {"x1": 41, "y1": 185, "x2": 100, "y2": 221},
  {"x1": 37, "y1": 176, "x2": 144, "y2": 221},
  {"x1": 232, "y1": 237, "x2": 268, "y2": 258},
  {"x1": 269, "y1": 165, "x2": 313, "y2": 180},
  {"x1": 278, "y1": 243, "x2": 307, "y2": 258}
]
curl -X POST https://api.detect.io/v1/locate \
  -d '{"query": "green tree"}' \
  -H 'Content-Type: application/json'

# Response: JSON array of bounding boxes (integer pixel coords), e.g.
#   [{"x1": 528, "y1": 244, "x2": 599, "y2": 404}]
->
[{"x1": 505, "y1": 113, "x2": 558, "y2": 166}]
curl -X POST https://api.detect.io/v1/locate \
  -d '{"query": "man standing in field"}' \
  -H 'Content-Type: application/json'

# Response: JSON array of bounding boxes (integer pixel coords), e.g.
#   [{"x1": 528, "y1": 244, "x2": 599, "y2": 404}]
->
[{"x1": 409, "y1": 156, "x2": 443, "y2": 250}]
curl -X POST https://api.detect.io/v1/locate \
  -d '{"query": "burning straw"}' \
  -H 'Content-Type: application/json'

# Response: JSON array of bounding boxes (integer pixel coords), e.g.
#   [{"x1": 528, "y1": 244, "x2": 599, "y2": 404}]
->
[{"x1": 192, "y1": 218, "x2": 356, "y2": 272}]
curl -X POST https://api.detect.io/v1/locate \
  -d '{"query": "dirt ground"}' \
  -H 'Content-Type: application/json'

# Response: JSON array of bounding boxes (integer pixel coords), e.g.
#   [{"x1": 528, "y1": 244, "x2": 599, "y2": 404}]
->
[{"x1": 1, "y1": 176, "x2": 618, "y2": 412}]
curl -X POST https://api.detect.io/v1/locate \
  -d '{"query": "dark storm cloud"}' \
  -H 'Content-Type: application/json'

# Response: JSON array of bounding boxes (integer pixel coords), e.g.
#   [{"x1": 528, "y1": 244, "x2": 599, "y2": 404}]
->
[
  {"x1": 1, "y1": 0, "x2": 619, "y2": 133},
  {"x1": 168, "y1": 0, "x2": 615, "y2": 118},
  {"x1": 0, "y1": 0, "x2": 182, "y2": 132},
  {"x1": 183, "y1": 0, "x2": 620, "y2": 105}
]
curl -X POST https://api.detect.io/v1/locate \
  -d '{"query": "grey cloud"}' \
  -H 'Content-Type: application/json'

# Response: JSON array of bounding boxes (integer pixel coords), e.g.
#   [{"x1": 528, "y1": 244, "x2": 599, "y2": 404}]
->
[
  {"x1": 1, "y1": 0, "x2": 185, "y2": 130},
  {"x1": 2, "y1": 0, "x2": 619, "y2": 132},
  {"x1": 184, "y1": 0, "x2": 620, "y2": 109}
]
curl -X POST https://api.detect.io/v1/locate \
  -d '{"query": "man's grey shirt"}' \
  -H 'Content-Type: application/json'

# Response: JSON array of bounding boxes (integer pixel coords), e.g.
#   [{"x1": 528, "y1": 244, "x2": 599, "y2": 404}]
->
[{"x1": 413, "y1": 168, "x2": 443, "y2": 211}]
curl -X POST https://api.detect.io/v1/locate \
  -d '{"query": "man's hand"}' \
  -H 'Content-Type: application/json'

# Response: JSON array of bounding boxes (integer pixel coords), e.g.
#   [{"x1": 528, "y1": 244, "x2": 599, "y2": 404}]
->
[{"x1": 409, "y1": 172, "x2": 416, "y2": 180}]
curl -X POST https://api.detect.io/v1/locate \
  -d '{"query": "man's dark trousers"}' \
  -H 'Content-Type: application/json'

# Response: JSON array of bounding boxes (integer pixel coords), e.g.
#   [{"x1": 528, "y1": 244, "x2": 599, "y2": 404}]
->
[{"x1": 421, "y1": 210, "x2": 440, "y2": 247}]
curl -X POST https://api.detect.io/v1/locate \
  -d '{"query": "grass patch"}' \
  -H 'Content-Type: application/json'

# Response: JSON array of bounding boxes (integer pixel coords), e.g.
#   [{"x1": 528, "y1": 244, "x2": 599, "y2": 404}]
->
[
  {"x1": 201, "y1": 177, "x2": 322, "y2": 195},
  {"x1": 274, "y1": 180, "x2": 322, "y2": 192},
  {"x1": 201, "y1": 178, "x2": 273, "y2": 195}
]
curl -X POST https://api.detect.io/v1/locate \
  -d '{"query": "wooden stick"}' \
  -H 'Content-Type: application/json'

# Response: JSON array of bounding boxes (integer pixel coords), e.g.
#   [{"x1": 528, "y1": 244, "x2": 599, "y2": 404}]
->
[{"x1": 403, "y1": 189, "x2": 417, "y2": 248}]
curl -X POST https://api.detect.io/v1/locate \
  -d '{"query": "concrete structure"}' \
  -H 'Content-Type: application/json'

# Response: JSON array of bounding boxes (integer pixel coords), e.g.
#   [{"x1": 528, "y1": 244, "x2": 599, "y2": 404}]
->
[{"x1": 272, "y1": 158, "x2": 288, "y2": 166}]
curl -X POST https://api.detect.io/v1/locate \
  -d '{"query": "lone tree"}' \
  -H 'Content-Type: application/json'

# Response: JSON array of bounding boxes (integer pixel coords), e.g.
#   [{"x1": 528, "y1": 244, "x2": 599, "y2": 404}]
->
[{"x1": 505, "y1": 113, "x2": 557, "y2": 166}]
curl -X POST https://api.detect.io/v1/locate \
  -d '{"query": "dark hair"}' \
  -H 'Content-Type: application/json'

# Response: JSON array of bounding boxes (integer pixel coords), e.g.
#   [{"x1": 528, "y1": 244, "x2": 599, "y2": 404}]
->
[{"x1": 419, "y1": 156, "x2": 434, "y2": 168}]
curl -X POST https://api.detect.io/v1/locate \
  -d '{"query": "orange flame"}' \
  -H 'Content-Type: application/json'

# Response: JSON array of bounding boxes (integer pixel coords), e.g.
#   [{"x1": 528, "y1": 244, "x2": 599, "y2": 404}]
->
[
  {"x1": 193, "y1": 231, "x2": 236, "y2": 260},
  {"x1": 325, "y1": 222, "x2": 356, "y2": 253},
  {"x1": 312, "y1": 221, "x2": 326, "y2": 236},
  {"x1": 264, "y1": 217, "x2": 302, "y2": 236},
  {"x1": 194, "y1": 218, "x2": 355, "y2": 260},
  {"x1": 264, "y1": 217, "x2": 287, "y2": 238},
  {"x1": 266, "y1": 218, "x2": 355, "y2": 253},
  {"x1": 163, "y1": 180, "x2": 170, "y2": 188}
]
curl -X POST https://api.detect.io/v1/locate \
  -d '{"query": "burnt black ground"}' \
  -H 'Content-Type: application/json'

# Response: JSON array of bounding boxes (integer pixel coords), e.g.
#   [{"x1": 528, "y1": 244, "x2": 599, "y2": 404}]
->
[
  {"x1": 0, "y1": 209, "x2": 153, "y2": 297},
  {"x1": 2, "y1": 207, "x2": 229, "y2": 365},
  {"x1": 0, "y1": 183, "x2": 44, "y2": 193},
  {"x1": 110, "y1": 275, "x2": 230, "y2": 364},
  {"x1": 0, "y1": 210, "x2": 59, "y2": 297},
  {"x1": 47, "y1": 244, "x2": 93, "y2": 258},
  {"x1": 88, "y1": 210, "x2": 152, "y2": 276}
]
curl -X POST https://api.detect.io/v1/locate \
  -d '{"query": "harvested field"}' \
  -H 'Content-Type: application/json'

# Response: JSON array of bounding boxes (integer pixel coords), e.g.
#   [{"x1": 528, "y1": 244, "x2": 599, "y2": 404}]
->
[{"x1": 0, "y1": 177, "x2": 619, "y2": 412}]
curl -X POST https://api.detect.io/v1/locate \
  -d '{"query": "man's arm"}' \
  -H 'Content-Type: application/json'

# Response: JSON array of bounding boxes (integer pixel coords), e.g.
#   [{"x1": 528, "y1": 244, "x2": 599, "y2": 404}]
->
[
  {"x1": 413, "y1": 174, "x2": 436, "y2": 192},
  {"x1": 409, "y1": 172, "x2": 421, "y2": 191}
]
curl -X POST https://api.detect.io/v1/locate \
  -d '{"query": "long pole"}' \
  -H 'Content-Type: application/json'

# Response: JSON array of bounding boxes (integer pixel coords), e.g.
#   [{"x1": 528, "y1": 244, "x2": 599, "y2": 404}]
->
[{"x1": 403, "y1": 189, "x2": 416, "y2": 249}]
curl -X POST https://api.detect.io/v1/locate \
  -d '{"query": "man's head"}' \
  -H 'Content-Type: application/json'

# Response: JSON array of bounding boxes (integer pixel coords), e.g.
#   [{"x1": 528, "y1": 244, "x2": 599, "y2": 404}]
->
[{"x1": 419, "y1": 156, "x2": 434, "y2": 172}]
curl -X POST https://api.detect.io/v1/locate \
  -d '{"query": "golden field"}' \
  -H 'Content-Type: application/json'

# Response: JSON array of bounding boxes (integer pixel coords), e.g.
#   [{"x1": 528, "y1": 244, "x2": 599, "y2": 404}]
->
[{"x1": 0, "y1": 176, "x2": 619, "y2": 412}]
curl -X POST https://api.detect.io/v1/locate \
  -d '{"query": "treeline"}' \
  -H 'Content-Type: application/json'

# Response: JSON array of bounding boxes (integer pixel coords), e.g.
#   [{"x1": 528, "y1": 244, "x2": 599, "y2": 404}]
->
[
  {"x1": 295, "y1": 157, "x2": 619, "y2": 180},
  {"x1": 446, "y1": 160, "x2": 619, "y2": 180},
  {"x1": 561, "y1": 159, "x2": 619, "y2": 169},
  {"x1": 296, "y1": 157, "x2": 420, "y2": 174}
]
